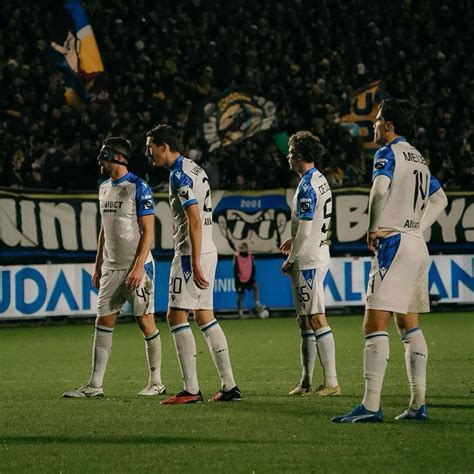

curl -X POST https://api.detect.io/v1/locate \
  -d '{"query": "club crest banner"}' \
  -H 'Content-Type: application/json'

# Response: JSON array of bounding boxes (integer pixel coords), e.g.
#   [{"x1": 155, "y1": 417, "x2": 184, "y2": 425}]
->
[{"x1": 200, "y1": 88, "x2": 277, "y2": 152}]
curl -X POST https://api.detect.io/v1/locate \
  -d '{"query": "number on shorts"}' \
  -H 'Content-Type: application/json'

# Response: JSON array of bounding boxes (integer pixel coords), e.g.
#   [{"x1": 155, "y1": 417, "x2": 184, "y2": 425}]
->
[
  {"x1": 296, "y1": 285, "x2": 310, "y2": 303},
  {"x1": 170, "y1": 277, "x2": 182, "y2": 294}
]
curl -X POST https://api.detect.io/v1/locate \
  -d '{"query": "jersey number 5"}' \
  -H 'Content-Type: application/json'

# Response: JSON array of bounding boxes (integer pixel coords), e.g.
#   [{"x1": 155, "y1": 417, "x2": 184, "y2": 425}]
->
[{"x1": 321, "y1": 197, "x2": 332, "y2": 233}]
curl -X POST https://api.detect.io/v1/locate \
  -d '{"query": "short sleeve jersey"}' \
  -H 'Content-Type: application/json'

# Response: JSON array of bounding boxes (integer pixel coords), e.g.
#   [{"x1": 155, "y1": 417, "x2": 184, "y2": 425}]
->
[
  {"x1": 372, "y1": 137, "x2": 441, "y2": 236},
  {"x1": 290, "y1": 167, "x2": 332, "y2": 269},
  {"x1": 99, "y1": 172, "x2": 155, "y2": 269},
  {"x1": 169, "y1": 156, "x2": 217, "y2": 256}
]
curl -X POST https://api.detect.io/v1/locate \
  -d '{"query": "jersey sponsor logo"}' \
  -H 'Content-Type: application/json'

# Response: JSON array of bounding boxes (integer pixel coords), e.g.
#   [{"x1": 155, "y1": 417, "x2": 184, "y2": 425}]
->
[
  {"x1": 403, "y1": 219, "x2": 420, "y2": 229},
  {"x1": 374, "y1": 158, "x2": 387, "y2": 169},
  {"x1": 299, "y1": 197, "x2": 312, "y2": 212},
  {"x1": 143, "y1": 200, "x2": 153, "y2": 210},
  {"x1": 119, "y1": 188, "x2": 128, "y2": 198},
  {"x1": 100, "y1": 200, "x2": 123, "y2": 213}
]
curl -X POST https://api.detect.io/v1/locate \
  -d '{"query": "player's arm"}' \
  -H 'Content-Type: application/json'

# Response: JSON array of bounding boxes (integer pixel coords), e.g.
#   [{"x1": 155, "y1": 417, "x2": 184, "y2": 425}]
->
[
  {"x1": 420, "y1": 177, "x2": 448, "y2": 232},
  {"x1": 125, "y1": 214, "x2": 155, "y2": 290},
  {"x1": 185, "y1": 203, "x2": 209, "y2": 289},
  {"x1": 282, "y1": 184, "x2": 316, "y2": 274},
  {"x1": 367, "y1": 174, "x2": 391, "y2": 253},
  {"x1": 92, "y1": 225, "x2": 105, "y2": 288},
  {"x1": 125, "y1": 182, "x2": 155, "y2": 290},
  {"x1": 282, "y1": 220, "x2": 312, "y2": 274}
]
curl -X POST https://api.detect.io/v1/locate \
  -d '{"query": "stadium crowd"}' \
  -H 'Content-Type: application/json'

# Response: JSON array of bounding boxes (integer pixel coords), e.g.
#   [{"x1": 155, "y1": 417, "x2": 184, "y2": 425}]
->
[{"x1": 1, "y1": 0, "x2": 473, "y2": 191}]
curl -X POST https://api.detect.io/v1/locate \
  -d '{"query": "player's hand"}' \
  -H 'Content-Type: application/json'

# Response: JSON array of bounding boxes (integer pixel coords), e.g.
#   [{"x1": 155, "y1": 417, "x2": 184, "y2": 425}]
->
[
  {"x1": 192, "y1": 264, "x2": 210, "y2": 290},
  {"x1": 367, "y1": 231, "x2": 381, "y2": 253},
  {"x1": 125, "y1": 265, "x2": 144, "y2": 291},
  {"x1": 279, "y1": 239, "x2": 292, "y2": 256},
  {"x1": 281, "y1": 260, "x2": 293, "y2": 275},
  {"x1": 91, "y1": 270, "x2": 101, "y2": 288}
]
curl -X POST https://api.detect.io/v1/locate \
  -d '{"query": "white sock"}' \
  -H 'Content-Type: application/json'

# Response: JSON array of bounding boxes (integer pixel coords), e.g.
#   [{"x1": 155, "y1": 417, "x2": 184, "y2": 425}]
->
[
  {"x1": 170, "y1": 323, "x2": 199, "y2": 394},
  {"x1": 362, "y1": 331, "x2": 389, "y2": 412},
  {"x1": 200, "y1": 319, "x2": 236, "y2": 391},
  {"x1": 299, "y1": 330, "x2": 317, "y2": 388},
  {"x1": 88, "y1": 325, "x2": 114, "y2": 388},
  {"x1": 315, "y1": 326, "x2": 338, "y2": 387},
  {"x1": 402, "y1": 327, "x2": 428, "y2": 410},
  {"x1": 144, "y1": 329, "x2": 162, "y2": 386}
]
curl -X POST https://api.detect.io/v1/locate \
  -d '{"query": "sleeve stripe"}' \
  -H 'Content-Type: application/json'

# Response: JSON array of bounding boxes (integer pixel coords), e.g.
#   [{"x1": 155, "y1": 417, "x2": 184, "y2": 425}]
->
[{"x1": 182, "y1": 199, "x2": 198, "y2": 209}]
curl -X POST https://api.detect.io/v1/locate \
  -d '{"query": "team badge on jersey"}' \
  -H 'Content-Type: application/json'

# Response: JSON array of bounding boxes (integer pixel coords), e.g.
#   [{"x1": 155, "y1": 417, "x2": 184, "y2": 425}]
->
[
  {"x1": 178, "y1": 185, "x2": 191, "y2": 201},
  {"x1": 119, "y1": 187, "x2": 128, "y2": 198}
]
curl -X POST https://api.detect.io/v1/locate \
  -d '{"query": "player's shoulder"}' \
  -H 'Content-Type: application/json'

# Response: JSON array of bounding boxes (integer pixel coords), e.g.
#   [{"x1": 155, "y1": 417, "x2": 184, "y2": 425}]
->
[
  {"x1": 99, "y1": 178, "x2": 112, "y2": 188},
  {"x1": 125, "y1": 172, "x2": 153, "y2": 196}
]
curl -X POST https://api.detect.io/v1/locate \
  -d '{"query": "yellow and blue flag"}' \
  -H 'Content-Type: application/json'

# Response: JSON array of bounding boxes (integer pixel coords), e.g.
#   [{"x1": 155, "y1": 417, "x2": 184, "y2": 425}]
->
[{"x1": 50, "y1": 0, "x2": 106, "y2": 106}]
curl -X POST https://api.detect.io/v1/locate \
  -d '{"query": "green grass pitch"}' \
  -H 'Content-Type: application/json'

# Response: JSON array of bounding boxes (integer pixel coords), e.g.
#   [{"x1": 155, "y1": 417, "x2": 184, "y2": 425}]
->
[{"x1": 1, "y1": 312, "x2": 473, "y2": 473}]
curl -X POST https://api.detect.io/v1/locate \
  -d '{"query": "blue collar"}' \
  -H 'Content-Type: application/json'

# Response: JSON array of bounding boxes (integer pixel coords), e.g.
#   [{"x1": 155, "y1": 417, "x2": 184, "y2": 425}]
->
[
  {"x1": 387, "y1": 136, "x2": 406, "y2": 146},
  {"x1": 112, "y1": 172, "x2": 131, "y2": 186},
  {"x1": 170, "y1": 155, "x2": 184, "y2": 171},
  {"x1": 302, "y1": 167, "x2": 316, "y2": 178}
]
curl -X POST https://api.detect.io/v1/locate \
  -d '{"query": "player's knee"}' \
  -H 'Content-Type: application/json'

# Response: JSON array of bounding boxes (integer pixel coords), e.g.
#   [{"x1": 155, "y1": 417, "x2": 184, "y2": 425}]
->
[
  {"x1": 136, "y1": 313, "x2": 156, "y2": 334},
  {"x1": 309, "y1": 313, "x2": 327, "y2": 329},
  {"x1": 297, "y1": 315, "x2": 310, "y2": 330},
  {"x1": 96, "y1": 314, "x2": 116, "y2": 329}
]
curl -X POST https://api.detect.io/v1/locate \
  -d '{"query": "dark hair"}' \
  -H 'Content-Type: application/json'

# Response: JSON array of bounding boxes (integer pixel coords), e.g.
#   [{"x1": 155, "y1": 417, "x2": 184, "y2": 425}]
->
[
  {"x1": 379, "y1": 99, "x2": 415, "y2": 137},
  {"x1": 288, "y1": 131, "x2": 324, "y2": 164},
  {"x1": 146, "y1": 125, "x2": 181, "y2": 153},
  {"x1": 103, "y1": 136, "x2": 132, "y2": 157}
]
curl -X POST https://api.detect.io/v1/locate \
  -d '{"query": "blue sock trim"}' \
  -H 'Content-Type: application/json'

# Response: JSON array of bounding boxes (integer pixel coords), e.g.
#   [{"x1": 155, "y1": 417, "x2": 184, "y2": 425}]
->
[
  {"x1": 171, "y1": 324, "x2": 191, "y2": 334},
  {"x1": 365, "y1": 331, "x2": 389, "y2": 340},
  {"x1": 315, "y1": 330, "x2": 332, "y2": 341},
  {"x1": 96, "y1": 326, "x2": 114, "y2": 333},
  {"x1": 200, "y1": 320, "x2": 219, "y2": 332},
  {"x1": 401, "y1": 326, "x2": 421, "y2": 340},
  {"x1": 144, "y1": 330, "x2": 160, "y2": 341}
]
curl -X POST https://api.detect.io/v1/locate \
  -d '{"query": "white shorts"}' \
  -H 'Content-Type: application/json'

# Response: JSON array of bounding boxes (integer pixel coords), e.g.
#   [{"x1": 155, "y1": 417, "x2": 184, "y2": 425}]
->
[
  {"x1": 169, "y1": 252, "x2": 217, "y2": 310},
  {"x1": 366, "y1": 232, "x2": 429, "y2": 314},
  {"x1": 290, "y1": 265, "x2": 329, "y2": 316},
  {"x1": 96, "y1": 261, "x2": 155, "y2": 317}
]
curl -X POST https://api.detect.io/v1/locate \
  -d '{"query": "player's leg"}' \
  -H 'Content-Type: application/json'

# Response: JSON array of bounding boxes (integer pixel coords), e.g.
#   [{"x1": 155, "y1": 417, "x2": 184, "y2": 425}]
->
[
  {"x1": 136, "y1": 313, "x2": 165, "y2": 396},
  {"x1": 332, "y1": 309, "x2": 390, "y2": 422},
  {"x1": 128, "y1": 262, "x2": 165, "y2": 396},
  {"x1": 195, "y1": 308, "x2": 241, "y2": 401},
  {"x1": 236, "y1": 283, "x2": 245, "y2": 317},
  {"x1": 63, "y1": 269, "x2": 124, "y2": 398},
  {"x1": 394, "y1": 312, "x2": 428, "y2": 420},
  {"x1": 161, "y1": 255, "x2": 202, "y2": 404},
  {"x1": 253, "y1": 281, "x2": 261, "y2": 308},
  {"x1": 288, "y1": 266, "x2": 319, "y2": 395},
  {"x1": 309, "y1": 313, "x2": 340, "y2": 396},
  {"x1": 289, "y1": 314, "x2": 317, "y2": 396},
  {"x1": 394, "y1": 235, "x2": 429, "y2": 420}
]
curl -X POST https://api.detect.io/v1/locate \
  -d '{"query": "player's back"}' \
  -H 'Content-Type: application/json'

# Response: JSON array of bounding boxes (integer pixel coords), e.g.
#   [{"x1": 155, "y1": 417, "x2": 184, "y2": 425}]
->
[
  {"x1": 291, "y1": 167, "x2": 332, "y2": 269},
  {"x1": 373, "y1": 137, "x2": 440, "y2": 236},
  {"x1": 99, "y1": 172, "x2": 155, "y2": 269},
  {"x1": 169, "y1": 156, "x2": 216, "y2": 256}
]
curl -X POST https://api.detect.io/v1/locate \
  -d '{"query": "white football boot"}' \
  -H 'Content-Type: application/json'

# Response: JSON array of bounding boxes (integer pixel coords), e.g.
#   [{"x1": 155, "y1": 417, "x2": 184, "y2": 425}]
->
[
  {"x1": 63, "y1": 384, "x2": 104, "y2": 398},
  {"x1": 138, "y1": 383, "x2": 166, "y2": 396}
]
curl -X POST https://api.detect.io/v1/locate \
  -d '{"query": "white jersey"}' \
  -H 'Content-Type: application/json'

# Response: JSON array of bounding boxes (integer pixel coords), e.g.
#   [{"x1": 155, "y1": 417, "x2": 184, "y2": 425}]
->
[
  {"x1": 169, "y1": 156, "x2": 217, "y2": 256},
  {"x1": 291, "y1": 167, "x2": 331, "y2": 269},
  {"x1": 372, "y1": 137, "x2": 441, "y2": 237},
  {"x1": 99, "y1": 172, "x2": 155, "y2": 270}
]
